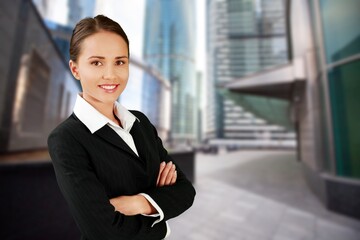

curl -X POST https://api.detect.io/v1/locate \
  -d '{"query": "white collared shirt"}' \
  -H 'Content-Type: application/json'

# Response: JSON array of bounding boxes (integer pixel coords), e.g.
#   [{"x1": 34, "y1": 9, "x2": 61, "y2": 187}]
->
[
  {"x1": 73, "y1": 93, "x2": 140, "y2": 156},
  {"x1": 73, "y1": 94, "x2": 170, "y2": 238}
]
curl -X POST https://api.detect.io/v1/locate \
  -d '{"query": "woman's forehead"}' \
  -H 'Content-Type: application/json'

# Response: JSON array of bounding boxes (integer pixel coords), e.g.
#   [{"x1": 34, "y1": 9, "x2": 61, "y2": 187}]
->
[{"x1": 80, "y1": 31, "x2": 128, "y2": 57}]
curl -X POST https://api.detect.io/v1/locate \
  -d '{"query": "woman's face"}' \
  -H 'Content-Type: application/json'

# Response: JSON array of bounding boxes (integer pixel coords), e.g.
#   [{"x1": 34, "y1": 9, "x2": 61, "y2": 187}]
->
[{"x1": 69, "y1": 31, "x2": 129, "y2": 106}]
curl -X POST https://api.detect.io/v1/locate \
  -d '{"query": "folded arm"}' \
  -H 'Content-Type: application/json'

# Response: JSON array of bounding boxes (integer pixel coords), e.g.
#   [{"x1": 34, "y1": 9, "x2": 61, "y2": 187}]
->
[
  {"x1": 48, "y1": 129, "x2": 167, "y2": 240},
  {"x1": 140, "y1": 121, "x2": 196, "y2": 222},
  {"x1": 109, "y1": 161, "x2": 177, "y2": 216}
]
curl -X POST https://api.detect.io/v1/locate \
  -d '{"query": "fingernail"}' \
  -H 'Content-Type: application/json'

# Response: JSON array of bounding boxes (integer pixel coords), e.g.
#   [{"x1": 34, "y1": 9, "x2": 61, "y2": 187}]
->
[{"x1": 161, "y1": 161, "x2": 166, "y2": 166}]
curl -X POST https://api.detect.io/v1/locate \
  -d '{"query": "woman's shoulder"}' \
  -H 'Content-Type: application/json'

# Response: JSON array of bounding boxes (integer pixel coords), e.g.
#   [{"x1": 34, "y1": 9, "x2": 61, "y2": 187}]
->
[
  {"x1": 129, "y1": 110, "x2": 150, "y2": 123},
  {"x1": 48, "y1": 113, "x2": 86, "y2": 140}
]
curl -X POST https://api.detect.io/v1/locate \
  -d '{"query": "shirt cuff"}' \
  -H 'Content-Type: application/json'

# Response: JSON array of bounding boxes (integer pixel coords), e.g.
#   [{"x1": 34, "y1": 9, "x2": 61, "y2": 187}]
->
[
  {"x1": 138, "y1": 193, "x2": 164, "y2": 227},
  {"x1": 164, "y1": 221, "x2": 171, "y2": 239}
]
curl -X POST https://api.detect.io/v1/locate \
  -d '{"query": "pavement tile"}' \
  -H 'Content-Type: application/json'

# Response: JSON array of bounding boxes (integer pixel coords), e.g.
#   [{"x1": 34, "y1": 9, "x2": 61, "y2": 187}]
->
[
  {"x1": 168, "y1": 151, "x2": 360, "y2": 240},
  {"x1": 273, "y1": 223, "x2": 315, "y2": 240},
  {"x1": 315, "y1": 219, "x2": 360, "y2": 240}
]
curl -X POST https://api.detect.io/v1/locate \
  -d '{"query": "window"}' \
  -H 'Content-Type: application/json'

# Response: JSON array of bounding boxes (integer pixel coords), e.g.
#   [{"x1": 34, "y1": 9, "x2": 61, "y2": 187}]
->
[
  {"x1": 18, "y1": 49, "x2": 50, "y2": 133},
  {"x1": 320, "y1": 0, "x2": 360, "y2": 63},
  {"x1": 328, "y1": 60, "x2": 360, "y2": 178}
]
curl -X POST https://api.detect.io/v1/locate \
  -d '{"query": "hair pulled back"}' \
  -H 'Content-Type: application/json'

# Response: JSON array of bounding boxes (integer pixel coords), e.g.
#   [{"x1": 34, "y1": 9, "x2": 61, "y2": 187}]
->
[{"x1": 69, "y1": 15, "x2": 129, "y2": 62}]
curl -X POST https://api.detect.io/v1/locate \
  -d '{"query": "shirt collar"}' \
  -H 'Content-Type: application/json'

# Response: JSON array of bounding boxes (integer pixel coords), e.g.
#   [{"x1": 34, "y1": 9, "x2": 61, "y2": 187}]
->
[
  {"x1": 73, "y1": 93, "x2": 139, "y2": 134},
  {"x1": 113, "y1": 100, "x2": 140, "y2": 132}
]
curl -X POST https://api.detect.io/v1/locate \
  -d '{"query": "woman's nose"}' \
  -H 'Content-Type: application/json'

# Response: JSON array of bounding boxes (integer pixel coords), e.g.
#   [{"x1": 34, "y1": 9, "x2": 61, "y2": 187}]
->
[{"x1": 102, "y1": 65, "x2": 116, "y2": 80}]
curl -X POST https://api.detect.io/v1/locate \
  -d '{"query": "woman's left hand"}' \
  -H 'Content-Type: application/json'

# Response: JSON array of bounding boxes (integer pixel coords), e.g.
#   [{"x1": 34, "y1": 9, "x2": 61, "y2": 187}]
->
[{"x1": 157, "y1": 161, "x2": 177, "y2": 187}]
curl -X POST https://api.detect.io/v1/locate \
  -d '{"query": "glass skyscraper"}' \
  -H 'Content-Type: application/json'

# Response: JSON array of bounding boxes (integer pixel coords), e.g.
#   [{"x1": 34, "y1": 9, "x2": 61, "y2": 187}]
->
[
  {"x1": 67, "y1": 0, "x2": 96, "y2": 26},
  {"x1": 143, "y1": 0, "x2": 197, "y2": 145},
  {"x1": 44, "y1": 20, "x2": 73, "y2": 63},
  {"x1": 33, "y1": 0, "x2": 96, "y2": 26},
  {"x1": 121, "y1": 57, "x2": 171, "y2": 142},
  {"x1": 206, "y1": 0, "x2": 295, "y2": 147}
]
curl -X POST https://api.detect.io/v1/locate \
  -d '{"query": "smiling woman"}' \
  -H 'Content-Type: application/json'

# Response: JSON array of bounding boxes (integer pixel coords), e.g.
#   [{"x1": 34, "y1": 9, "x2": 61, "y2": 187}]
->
[
  {"x1": 47, "y1": 15, "x2": 195, "y2": 240},
  {"x1": 69, "y1": 30, "x2": 129, "y2": 122}
]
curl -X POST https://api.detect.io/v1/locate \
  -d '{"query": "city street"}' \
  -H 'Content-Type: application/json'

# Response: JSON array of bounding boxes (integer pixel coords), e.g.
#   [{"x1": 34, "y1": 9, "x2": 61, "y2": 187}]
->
[
  {"x1": 169, "y1": 150, "x2": 360, "y2": 240},
  {"x1": 1, "y1": 1, "x2": 359, "y2": 239}
]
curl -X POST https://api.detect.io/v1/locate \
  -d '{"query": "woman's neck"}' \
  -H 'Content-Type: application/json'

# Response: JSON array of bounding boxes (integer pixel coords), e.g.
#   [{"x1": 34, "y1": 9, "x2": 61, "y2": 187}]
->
[
  {"x1": 97, "y1": 103, "x2": 122, "y2": 127},
  {"x1": 82, "y1": 94, "x2": 120, "y2": 126}
]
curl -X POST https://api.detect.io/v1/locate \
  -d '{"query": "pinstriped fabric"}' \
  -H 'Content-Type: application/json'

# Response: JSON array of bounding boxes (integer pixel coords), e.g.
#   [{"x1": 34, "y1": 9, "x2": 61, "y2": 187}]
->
[{"x1": 48, "y1": 112, "x2": 195, "y2": 240}]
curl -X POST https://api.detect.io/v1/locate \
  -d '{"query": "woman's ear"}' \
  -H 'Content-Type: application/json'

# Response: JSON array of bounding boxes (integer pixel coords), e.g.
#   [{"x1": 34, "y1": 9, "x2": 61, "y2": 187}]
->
[{"x1": 69, "y1": 60, "x2": 80, "y2": 80}]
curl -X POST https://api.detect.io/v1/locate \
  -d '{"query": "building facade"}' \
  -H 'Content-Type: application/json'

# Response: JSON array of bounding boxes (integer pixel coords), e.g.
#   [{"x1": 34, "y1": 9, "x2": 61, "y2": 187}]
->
[
  {"x1": 0, "y1": 0, "x2": 79, "y2": 152},
  {"x1": 307, "y1": 0, "x2": 360, "y2": 218},
  {"x1": 225, "y1": 0, "x2": 360, "y2": 219},
  {"x1": 206, "y1": 0, "x2": 296, "y2": 148},
  {"x1": 44, "y1": 20, "x2": 73, "y2": 63},
  {"x1": 67, "y1": 0, "x2": 96, "y2": 26},
  {"x1": 121, "y1": 57, "x2": 171, "y2": 142},
  {"x1": 143, "y1": 0, "x2": 197, "y2": 145},
  {"x1": 32, "y1": 0, "x2": 96, "y2": 26}
]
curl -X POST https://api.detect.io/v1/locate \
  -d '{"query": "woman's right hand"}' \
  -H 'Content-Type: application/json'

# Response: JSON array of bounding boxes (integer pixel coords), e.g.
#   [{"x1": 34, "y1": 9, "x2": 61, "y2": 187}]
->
[{"x1": 156, "y1": 161, "x2": 177, "y2": 187}]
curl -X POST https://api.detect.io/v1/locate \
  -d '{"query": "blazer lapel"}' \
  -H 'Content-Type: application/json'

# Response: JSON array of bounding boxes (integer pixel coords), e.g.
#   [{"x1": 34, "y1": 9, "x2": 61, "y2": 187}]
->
[
  {"x1": 130, "y1": 120, "x2": 152, "y2": 167},
  {"x1": 94, "y1": 125, "x2": 139, "y2": 159}
]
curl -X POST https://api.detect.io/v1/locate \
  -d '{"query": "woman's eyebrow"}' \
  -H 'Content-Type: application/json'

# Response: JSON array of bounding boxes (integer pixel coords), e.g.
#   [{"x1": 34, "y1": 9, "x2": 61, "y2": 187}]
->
[
  {"x1": 87, "y1": 56, "x2": 128, "y2": 59},
  {"x1": 88, "y1": 56, "x2": 105, "y2": 59}
]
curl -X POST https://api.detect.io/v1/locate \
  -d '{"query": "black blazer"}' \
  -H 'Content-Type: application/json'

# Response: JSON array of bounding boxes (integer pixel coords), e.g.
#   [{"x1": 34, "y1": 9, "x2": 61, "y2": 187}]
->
[{"x1": 47, "y1": 111, "x2": 196, "y2": 240}]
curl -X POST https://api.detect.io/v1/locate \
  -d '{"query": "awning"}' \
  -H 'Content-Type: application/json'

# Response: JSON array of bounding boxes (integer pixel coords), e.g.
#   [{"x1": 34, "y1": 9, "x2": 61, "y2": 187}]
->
[{"x1": 223, "y1": 58, "x2": 306, "y2": 100}]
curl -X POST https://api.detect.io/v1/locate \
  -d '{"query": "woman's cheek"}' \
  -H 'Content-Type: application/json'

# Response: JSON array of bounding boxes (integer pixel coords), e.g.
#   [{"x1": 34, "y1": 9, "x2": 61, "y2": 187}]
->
[{"x1": 119, "y1": 71, "x2": 129, "y2": 82}]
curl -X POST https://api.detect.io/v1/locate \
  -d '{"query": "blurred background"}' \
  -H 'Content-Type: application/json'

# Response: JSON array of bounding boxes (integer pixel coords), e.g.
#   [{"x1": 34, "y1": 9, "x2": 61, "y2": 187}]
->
[{"x1": 0, "y1": 0, "x2": 359, "y2": 239}]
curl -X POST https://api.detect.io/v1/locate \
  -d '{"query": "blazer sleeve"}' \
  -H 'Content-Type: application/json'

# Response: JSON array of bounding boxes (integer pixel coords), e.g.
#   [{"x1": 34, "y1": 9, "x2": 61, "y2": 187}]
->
[
  {"x1": 139, "y1": 115, "x2": 196, "y2": 222},
  {"x1": 48, "y1": 127, "x2": 167, "y2": 240}
]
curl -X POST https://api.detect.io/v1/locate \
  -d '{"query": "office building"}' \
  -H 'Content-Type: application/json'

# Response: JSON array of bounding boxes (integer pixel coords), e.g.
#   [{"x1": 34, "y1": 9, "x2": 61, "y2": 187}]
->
[
  {"x1": 206, "y1": 0, "x2": 296, "y2": 148},
  {"x1": 121, "y1": 57, "x2": 171, "y2": 141},
  {"x1": 224, "y1": 0, "x2": 360, "y2": 219},
  {"x1": 33, "y1": 0, "x2": 96, "y2": 26},
  {"x1": 0, "y1": 0, "x2": 79, "y2": 152},
  {"x1": 44, "y1": 20, "x2": 73, "y2": 63},
  {"x1": 67, "y1": 0, "x2": 96, "y2": 26},
  {"x1": 143, "y1": 0, "x2": 197, "y2": 145}
]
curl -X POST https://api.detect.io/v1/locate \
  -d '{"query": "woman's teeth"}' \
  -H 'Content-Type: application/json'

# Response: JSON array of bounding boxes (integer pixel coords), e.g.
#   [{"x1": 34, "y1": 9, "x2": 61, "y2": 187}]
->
[{"x1": 100, "y1": 85, "x2": 116, "y2": 90}]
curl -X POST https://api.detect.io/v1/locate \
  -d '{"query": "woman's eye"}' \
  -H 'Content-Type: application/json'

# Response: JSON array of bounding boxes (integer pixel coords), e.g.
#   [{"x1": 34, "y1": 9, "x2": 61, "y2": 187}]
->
[
  {"x1": 91, "y1": 61, "x2": 102, "y2": 66},
  {"x1": 116, "y1": 60, "x2": 125, "y2": 65}
]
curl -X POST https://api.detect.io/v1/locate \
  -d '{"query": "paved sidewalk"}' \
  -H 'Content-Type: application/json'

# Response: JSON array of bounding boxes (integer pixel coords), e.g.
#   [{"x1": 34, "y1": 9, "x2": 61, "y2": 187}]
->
[{"x1": 168, "y1": 150, "x2": 360, "y2": 240}]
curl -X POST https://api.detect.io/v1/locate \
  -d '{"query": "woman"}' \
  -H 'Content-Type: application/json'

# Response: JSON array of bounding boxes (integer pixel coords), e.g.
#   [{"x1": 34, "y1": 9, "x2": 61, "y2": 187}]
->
[{"x1": 47, "y1": 15, "x2": 195, "y2": 240}]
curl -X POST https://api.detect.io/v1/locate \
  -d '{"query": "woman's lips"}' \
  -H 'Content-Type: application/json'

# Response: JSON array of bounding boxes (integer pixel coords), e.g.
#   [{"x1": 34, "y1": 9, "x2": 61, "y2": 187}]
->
[{"x1": 98, "y1": 84, "x2": 119, "y2": 93}]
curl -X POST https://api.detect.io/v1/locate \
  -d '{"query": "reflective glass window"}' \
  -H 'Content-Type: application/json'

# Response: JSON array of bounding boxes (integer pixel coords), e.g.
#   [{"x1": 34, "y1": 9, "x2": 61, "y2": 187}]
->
[
  {"x1": 320, "y1": 0, "x2": 360, "y2": 63},
  {"x1": 328, "y1": 60, "x2": 360, "y2": 178}
]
